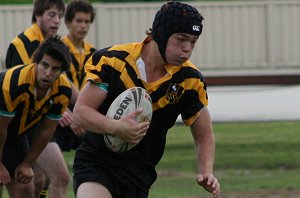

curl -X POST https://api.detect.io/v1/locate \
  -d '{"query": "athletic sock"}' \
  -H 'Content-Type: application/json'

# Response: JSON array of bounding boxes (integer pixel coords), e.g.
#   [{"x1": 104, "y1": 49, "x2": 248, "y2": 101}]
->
[{"x1": 39, "y1": 188, "x2": 48, "y2": 198}]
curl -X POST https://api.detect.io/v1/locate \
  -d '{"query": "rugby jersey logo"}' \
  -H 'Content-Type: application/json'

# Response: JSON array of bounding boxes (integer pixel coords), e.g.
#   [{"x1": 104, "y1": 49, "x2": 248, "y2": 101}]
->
[{"x1": 165, "y1": 83, "x2": 184, "y2": 104}]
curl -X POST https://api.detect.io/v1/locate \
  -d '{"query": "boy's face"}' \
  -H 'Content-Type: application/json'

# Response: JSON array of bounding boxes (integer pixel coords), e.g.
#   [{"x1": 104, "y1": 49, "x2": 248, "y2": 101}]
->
[
  {"x1": 36, "y1": 7, "x2": 64, "y2": 39},
  {"x1": 66, "y1": 12, "x2": 92, "y2": 41},
  {"x1": 36, "y1": 54, "x2": 63, "y2": 89},
  {"x1": 164, "y1": 33, "x2": 199, "y2": 66}
]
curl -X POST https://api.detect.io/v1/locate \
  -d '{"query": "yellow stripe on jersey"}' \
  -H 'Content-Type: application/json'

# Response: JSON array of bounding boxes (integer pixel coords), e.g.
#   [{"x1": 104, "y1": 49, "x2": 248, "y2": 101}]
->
[
  {"x1": 6, "y1": 23, "x2": 44, "y2": 68},
  {"x1": 2, "y1": 67, "x2": 19, "y2": 112},
  {"x1": 14, "y1": 37, "x2": 31, "y2": 64}
]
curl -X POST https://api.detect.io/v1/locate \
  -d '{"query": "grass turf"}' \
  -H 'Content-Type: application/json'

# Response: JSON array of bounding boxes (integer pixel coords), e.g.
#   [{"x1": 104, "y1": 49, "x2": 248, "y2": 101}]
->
[{"x1": 2, "y1": 121, "x2": 300, "y2": 197}]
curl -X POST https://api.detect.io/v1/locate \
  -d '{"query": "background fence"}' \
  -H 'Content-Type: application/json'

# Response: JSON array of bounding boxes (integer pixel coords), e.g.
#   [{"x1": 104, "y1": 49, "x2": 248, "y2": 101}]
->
[{"x1": 1, "y1": 0, "x2": 300, "y2": 72}]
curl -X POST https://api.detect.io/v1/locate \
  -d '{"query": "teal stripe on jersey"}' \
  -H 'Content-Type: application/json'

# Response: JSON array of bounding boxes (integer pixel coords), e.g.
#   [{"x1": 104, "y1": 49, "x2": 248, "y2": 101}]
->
[
  {"x1": 46, "y1": 113, "x2": 62, "y2": 121},
  {"x1": 96, "y1": 82, "x2": 109, "y2": 92},
  {"x1": 0, "y1": 109, "x2": 15, "y2": 117}
]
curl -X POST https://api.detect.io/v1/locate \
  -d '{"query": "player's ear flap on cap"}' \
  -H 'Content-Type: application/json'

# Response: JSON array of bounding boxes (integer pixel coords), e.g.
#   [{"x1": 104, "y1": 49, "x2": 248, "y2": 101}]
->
[{"x1": 151, "y1": 1, "x2": 204, "y2": 63}]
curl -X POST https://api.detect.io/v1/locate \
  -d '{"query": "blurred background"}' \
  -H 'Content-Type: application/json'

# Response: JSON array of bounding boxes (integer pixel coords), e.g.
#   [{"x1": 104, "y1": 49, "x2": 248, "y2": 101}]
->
[{"x1": 1, "y1": 0, "x2": 299, "y2": 122}]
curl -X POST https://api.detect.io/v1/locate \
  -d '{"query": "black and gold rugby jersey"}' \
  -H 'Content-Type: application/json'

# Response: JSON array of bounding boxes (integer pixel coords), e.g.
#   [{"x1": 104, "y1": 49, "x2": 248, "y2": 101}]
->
[
  {"x1": 5, "y1": 23, "x2": 44, "y2": 69},
  {"x1": 82, "y1": 38, "x2": 208, "y2": 190},
  {"x1": 0, "y1": 64, "x2": 72, "y2": 139},
  {"x1": 62, "y1": 36, "x2": 96, "y2": 90}
]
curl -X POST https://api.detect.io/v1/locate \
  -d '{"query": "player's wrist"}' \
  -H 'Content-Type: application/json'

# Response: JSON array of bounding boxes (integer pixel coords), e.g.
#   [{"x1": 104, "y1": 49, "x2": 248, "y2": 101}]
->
[{"x1": 106, "y1": 119, "x2": 119, "y2": 135}]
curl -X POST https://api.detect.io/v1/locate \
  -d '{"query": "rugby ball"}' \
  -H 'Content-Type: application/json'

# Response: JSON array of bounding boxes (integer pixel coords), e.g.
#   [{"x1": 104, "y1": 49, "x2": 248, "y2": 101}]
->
[{"x1": 104, "y1": 87, "x2": 152, "y2": 152}]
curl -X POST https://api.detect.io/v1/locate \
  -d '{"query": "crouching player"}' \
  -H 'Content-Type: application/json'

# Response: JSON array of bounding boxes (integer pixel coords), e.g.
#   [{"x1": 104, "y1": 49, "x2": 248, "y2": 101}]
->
[{"x1": 0, "y1": 37, "x2": 72, "y2": 198}]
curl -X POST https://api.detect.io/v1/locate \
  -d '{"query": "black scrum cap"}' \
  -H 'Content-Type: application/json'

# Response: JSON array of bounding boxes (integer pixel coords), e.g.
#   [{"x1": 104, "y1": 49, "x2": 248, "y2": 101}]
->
[{"x1": 152, "y1": 1, "x2": 204, "y2": 63}]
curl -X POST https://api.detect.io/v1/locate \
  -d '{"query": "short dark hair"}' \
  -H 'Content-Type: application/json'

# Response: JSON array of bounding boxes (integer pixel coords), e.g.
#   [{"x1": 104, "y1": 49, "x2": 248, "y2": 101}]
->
[
  {"x1": 32, "y1": 0, "x2": 65, "y2": 23},
  {"x1": 32, "y1": 36, "x2": 71, "y2": 72},
  {"x1": 65, "y1": 0, "x2": 95, "y2": 24}
]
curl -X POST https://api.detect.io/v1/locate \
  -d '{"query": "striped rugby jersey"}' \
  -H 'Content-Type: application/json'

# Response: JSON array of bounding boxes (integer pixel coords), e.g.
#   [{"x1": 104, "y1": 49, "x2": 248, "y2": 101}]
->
[
  {"x1": 62, "y1": 36, "x2": 96, "y2": 90},
  {"x1": 5, "y1": 23, "x2": 44, "y2": 69},
  {"x1": 85, "y1": 38, "x2": 208, "y2": 127},
  {"x1": 0, "y1": 64, "x2": 72, "y2": 138},
  {"x1": 84, "y1": 38, "x2": 208, "y2": 154}
]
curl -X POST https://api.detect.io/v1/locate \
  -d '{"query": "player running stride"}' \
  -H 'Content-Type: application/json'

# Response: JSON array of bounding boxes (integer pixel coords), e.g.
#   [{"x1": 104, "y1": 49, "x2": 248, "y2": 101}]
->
[{"x1": 73, "y1": 2, "x2": 220, "y2": 198}]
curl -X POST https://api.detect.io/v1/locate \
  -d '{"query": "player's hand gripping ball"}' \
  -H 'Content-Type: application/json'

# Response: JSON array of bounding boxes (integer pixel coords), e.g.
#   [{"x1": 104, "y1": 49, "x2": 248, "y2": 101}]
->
[{"x1": 104, "y1": 87, "x2": 152, "y2": 152}]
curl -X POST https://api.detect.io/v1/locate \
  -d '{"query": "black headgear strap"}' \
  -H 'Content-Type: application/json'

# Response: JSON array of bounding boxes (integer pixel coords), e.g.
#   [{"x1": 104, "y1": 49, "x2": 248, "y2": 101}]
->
[{"x1": 152, "y1": 2, "x2": 204, "y2": 63}]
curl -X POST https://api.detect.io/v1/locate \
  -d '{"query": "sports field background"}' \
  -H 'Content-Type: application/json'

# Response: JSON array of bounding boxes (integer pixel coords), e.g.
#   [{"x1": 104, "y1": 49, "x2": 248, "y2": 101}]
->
[
  {"x1": 60, "y1": 121, "x2": 300, "y2": 197},
  {"x1": 3, "y1": 121, "x2": 299, "y2": 198},
  {"x1": 150, "y1": 121, "x2": 300, "y2": 198}
]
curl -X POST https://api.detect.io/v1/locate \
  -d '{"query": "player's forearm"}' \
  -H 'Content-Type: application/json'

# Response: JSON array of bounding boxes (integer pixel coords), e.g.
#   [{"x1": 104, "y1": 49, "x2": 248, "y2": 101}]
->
[
  {"x1": 22, "y1": 122, "x2": 56, "y2": 165},
  {"x1": 0, "y1": 132, "x2": 7, "y2": 160},
  {"x1": 0, "y1": 122, "x2": 9, "y2": 161},
  {"x1": 73, "y1": 104, "x2": 117, "y2": 135},
  {"x1": 22, "y1": 134, "x2": 51, "y2": 166},
  {"x1": 191, "y1": 108, "x2": 216, "y2": 174},
  {"x1": 195, "y1": 132, "x2": 216, "y2": 174},
  {"x1": 70, "y1": 83, "x2": 79, "y2": 105}
]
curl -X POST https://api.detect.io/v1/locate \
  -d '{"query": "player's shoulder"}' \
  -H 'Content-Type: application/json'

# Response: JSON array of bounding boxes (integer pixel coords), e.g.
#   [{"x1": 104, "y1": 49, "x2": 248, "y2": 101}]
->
[
  {"x1": 84, "y1": 40, "x2": 95, "y2": 50},
  {"x1": 52, "y1": 75, "x2": 72, "y2": 100},
  {"x1": 4, "y1": 64, "x2": 30, "y2": 82},
  {"x1": 57, "y1": 74, "x2": 73, "y2": 89},
  {"x1": 1, "y1": 65, "x2": 32, "y2": 96},
  {"x1": 109, "y1": 42, "x2": 139, "y2": 52},
  {"x1": 24, "y1": 23, "x2": 44, "y2": 42},
  {"x1": 183, "y1": 60, "x2": 200, "y2": 70},
  {"x1": 10, "y1": 32, "x2": 26, "y2": 46},
  {"x1": 179, "y1": 61, "x2": 206, "y2": 83},
  {"x1": 93, "y1": 42, "x2": 137, "y2": 57},
  {"x1": 89, "y1": 42, "x2": 139, "y2": 67}
]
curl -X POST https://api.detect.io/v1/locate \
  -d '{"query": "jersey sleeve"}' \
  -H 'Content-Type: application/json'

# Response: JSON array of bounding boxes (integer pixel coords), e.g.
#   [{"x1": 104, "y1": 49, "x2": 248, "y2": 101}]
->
[
  {"x1": 181, "y1": 74, "x2": 208, "y2": 126},
  {"x1": 46, "y1": 77, "x2": 72, "y2": 121},
  {"x1": 84, "y1": 48, "x2": 112, "y2": 84},
  {"x1": 0, "y1": 73, "x2": 16, "y2": 117}
]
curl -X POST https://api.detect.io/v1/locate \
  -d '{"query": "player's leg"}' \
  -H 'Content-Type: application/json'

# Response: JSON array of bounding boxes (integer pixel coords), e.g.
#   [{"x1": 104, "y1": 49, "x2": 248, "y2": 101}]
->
[
  {"x1": 0, "y1": 185, "x2": 3, "y2": 198},
  {"x1": 36, "y1": 142, "x2": 69, "y2": 198},
  {"x1": 76, "y1": 182, "x2": 112, "y2": 198},
  {"x1": 6, "y1": 181, "x2": 34, "y2": 198},
  {"x1": 32, "y1": 165, "x2": 47, "y2": 198},
  {"x1": 73, "y1": 142, "x2": 114, "y2": 198},
  {"x1": 39, "y1": 176, "x2": 49, "y2": 198},
  {"x1": 37, "y1": 126, "x2": 70, "y2": 198},
  {"x1": 2, "y1": 135, "x2": 34, "y2": 198}
]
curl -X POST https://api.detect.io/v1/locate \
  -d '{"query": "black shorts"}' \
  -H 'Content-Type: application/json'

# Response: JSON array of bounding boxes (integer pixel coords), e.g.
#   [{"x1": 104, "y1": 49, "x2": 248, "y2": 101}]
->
[
  {"x1": 54, "y1": 125, "x2": 83, "y2": 152},
  {"x1": 73, "y1": 142, "x2": 148, "y2": 198},
  {"x1": 2, "y1": 135, "x2": 30, "y2": 176}
]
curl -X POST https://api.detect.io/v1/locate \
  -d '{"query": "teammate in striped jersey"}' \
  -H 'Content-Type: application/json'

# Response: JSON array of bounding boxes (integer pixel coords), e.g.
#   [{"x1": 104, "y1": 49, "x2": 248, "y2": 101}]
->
[
  {"x1": 55, "y1": 0, "x2": 96, "y2": 153},
  {"x1": 73, "y1": 2, "x2": 220, "y2": 198},
  {"x1": 0, "y1": 37, "x2": 71, "y2": 198},
  {"x1": 4, "y1": 1, "x2": 77, "y2": 197},
  {"x1": 5, "y1": 0, "x2": 65, "y2": 69}
]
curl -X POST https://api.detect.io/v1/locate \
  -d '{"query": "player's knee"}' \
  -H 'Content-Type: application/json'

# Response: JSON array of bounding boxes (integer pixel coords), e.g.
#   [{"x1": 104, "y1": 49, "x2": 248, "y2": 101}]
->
[
  {"x1": 22, "y1": 186, "x2": 34, "y2": 197},
  {"x1": 52, "y1": 171, "x2": 70, "y2": 187},
  {"x1": 8, "y1": 183, "x2": 34, "y2": 198},
  {"x1": 34, "y1": 173, "x2": 46, "y2": 190}
]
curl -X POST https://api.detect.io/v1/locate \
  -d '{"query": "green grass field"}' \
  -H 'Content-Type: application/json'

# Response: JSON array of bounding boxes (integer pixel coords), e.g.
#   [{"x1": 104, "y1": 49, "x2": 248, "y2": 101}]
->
[
  {"x1": 2, "y1": 121, "x2": 300, "y2": 197},
  {"x1": 150, "y1": 121, "x2": 300, "y2": 197}
]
